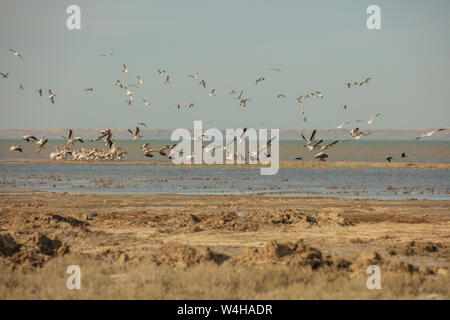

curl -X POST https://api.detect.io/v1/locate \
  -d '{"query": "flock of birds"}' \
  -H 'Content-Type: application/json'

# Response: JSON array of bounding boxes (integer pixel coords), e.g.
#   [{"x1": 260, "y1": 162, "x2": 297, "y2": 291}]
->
[{"x1": 3, "y1": 48, "x2": 449, "y2": 162}]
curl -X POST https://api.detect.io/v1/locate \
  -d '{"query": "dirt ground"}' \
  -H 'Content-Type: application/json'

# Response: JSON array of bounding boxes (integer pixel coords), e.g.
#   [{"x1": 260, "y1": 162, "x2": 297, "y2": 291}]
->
[{"x1": 0, "y1": 191, "x2": 449, "y2": 299}]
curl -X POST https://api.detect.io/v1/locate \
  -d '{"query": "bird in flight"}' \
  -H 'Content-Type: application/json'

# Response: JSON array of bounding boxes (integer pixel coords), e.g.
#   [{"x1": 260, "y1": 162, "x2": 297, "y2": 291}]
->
[
  {"x1": 158, "y1": 69, "x2": 166, "y2": 76},
  {"x1": 341, "y1": 104, "x2": 348, "y2": 110},
  {"x1": 199, "y1": 80, "x2": 206, "y2": 88},
  {"x1": 165, "y1": 76, "x2": 171, "y2": 84},
  {"x1": 415, "y1": 129, "x2": 447, "y2": 140},
  {"x1": 255, "y1": 77, "x2": 265, "y2": 86},
  {"x1": 137, "y1": 76, "x2": 144, "y2": 85},
  {"x1": 276, "y1": 94, "x2": 286, "y2": 99},
  {"x1": 357, "y1": 113, "x2": 381, "y2": 125},
  {"x1": 100, "y1": 53, "x2": 114, "y2": 58},
  {"x1": 48, "y1": 89, "x2": 56, "y2": 104},
  {"x1": 35, "y1": 138, "x2": 48, "y2": 153},
  {"x1": 18, "y1": 84, "x2": 24, "y2": 91},
  {"x1": 138, "y1": 122, "x2": 147, "y2": 128},
  {"x1": 9, "y1": 49, "x2": 24, "y2": 60},
  {"x1": 23, "y1": 135, "x2": 37, "y2": 142},
  {"x1": 188, "y1": 73, "x2": 199, "y2": 80},
  {"x1": 36, "y1": 88, "x2": 43, "y2": 96},
  {"x1": 62, "y1": 130, "x2": 84, "y2": 145},
  {"x1": 301, "y1": 130, "x2": 317, "y2": 147},
  {"x1": 9, "y1": 145, "x2": 23, "y2": 152},
  {"x1": 84, "y1": 88, "x2": 93, "y2": 92},
  {"x1": 0, "y1": 72, "x2": 9, "y2": 79},
  {"x1": 122, "y1": 64, "x2": 128, "y2": 72},
  {"x1": 143, "y1": 99, "x2": 151, "y2": 106},
  {"x1": 240, "y1": 99, "x2": 250, "y2": 107},
  {"x1": 209, "y1": 89, "x2": 216, "y2": 96},
  {"x1": 128, "y1": 126, "x2": 143, "y2": 142},
  {"x1": 350, "y1": 127, "x2": 371, "y2": 140},
  {"x1": 269, "y1": 67, "x2": 283, "y2": 73}
]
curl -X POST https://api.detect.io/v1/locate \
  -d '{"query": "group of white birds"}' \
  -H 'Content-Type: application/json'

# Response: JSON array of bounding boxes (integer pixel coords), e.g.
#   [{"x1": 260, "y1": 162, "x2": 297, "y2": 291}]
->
[{"x1": 4, "y1": 48, "x2": 449, "y2": 162}]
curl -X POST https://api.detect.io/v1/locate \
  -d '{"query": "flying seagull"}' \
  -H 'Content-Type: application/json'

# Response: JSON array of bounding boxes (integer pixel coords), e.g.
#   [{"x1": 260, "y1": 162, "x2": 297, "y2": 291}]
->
[
  {"x1": 143, "y1": 99, "x2": 151, "y2": 106},
  {"x1": 48, "y1": 89, "x2": 56, "y2": 104},
  {"x1": 62, "y1": 129, "x2": 84, "y2": 145},
  {"x1": 137, "y1": 76, "x2": 144, "y2": 85},
  {"x1": 9, "y1": 49, "x2": 23, "y2": 60},
  {"x1": 255, "y1": 77, "x2": 265, "y2": 86},
  {"x1": 276, "y1": 93, "x2": 286, "y2": 99},
  {"x1": 0, "y1": 72, "x2": 9, "y2": 79},
  {"x1": 199, "y1": 80, "x2": 206, "y2": 88},
  {"x1": 269, "y1": 67, "x2": 283, "y2": 73},
  {"x1": 209, "y1": 89, "x2": 216, "y2": 96},
  {"x1": 357, "y1": 113, "x2": 381, "y2": 125},
  {"x1": 138, "y1": 122, "x2": 147, "y2": 128},
  {"x1": 36, "y1": 88, "x2": 43, "y2": 96},
  {"x1": 22, "y1": 135, "x2": 37, "y2": 142},
  {"x1": 301, "y1": 129, "x2": 317, "y2": 146},
  {"x1": 9, "y1": 145, "x2": 23, "y2": 152},
  {"x1": 350, "y1": 127, "x2": 371, "y2": 140},
  {"x1": 128, "y1": 126, "x2": 143, "y2": 142},
  {"x1": 100, "y1": 53, "x2": 114, "y2": 58},
  {"x1": 158, "y1": 69, "x2": 165, "y2": 76},
  {"x1": 415, "y1": 129, "x2": 447, "y2": 140},
  {"x1": 122, "y1": 64, "x2": 128, "y2": 72},
  {"x1": 35, "y1": 138, "x2": 48, "y2": 153}
]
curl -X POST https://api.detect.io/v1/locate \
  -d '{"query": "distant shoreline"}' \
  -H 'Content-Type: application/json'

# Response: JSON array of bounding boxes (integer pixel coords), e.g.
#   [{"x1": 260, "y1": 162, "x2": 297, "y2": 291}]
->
[{"x1": 1, "y1": 159, "x2": 449, "y2": 169}]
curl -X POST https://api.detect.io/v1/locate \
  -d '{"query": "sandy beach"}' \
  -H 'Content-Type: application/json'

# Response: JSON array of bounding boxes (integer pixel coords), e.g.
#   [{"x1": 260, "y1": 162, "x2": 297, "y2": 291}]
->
[{"x1": 1, "y1": 191, "x2": 448, "y2": 299}]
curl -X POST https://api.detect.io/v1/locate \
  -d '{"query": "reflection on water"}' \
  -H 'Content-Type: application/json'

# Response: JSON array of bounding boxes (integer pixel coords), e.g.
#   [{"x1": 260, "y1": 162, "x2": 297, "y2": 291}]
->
[{"x1": 0, "y1": 162, "x2": 448, "y2": 200}]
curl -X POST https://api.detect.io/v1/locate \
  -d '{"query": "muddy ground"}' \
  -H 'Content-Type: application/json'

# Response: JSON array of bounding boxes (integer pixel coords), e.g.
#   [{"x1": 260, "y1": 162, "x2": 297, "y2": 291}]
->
[{"x1": 0, "y1": 191, "x2": 449, "y2": 299}]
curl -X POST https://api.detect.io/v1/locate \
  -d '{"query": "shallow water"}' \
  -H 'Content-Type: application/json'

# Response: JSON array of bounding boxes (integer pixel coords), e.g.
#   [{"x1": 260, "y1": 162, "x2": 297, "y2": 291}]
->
[
  {"x1": 0, "y1": 162, "x2": 448, "y2": 200},
  {"x1": 1, "y1": 139, "x2": 450, "y2": 163}
]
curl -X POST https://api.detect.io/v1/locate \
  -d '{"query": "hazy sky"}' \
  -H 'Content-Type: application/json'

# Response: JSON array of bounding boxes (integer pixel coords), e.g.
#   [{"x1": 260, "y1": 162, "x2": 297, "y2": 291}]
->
[{"x1": 0, "y1": 0, "x2": 449, "y2": 129}]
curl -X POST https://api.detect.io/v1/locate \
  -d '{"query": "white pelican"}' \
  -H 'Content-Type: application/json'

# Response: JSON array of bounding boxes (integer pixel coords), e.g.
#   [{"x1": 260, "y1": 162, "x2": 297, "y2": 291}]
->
[
  {"x1": 357, "y1": 113, "x2": 381, "y2": 125},
  {"x1": 415, "y1": 128, "x2": 447, "y2": 140},
  {"x1": 9, "y1": 49, "x2": 23, "y2": 60},
  {"x1": 9, "y1": 145, "x2": 23, "y2": 152}
]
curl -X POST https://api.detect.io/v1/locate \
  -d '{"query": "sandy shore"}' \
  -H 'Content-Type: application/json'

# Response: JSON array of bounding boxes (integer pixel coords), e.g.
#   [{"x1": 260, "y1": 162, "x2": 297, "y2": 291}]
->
[
  {"x1": 0, "y1": 192, "x2": 449, "y2": 299},
  {"x1": 1, "y1": 158, "x2": 450, "y2": 169}
]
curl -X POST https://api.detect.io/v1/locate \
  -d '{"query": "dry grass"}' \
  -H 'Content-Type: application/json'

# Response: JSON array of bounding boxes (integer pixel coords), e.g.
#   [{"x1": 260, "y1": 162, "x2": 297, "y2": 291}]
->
[{"x1": 1, "y1": 254, "x2": 448, "y2": 300}]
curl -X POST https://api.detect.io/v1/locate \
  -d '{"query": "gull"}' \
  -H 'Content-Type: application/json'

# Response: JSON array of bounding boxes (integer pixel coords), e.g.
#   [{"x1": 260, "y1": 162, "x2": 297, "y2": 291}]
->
[
  {"x1": 35, "y1": 138, "x2": 48, "y2": 153},
  {"x1": 415, "y1": 128, "x2": 447, "y2": 140},
  {"x1": 143, "y1": 99, "x2": 151, "y2": 106},
  {"x1": 141, "y1": 143, "x2": 155, "y2": 157},
  {"x1": 138, "y1": 121, "x2": 147, "y2": 128},
  {"x1": 237, "y1": 128, "x2": 248, "y2": 144},
  {"x1": 63, "y1": 129, "x2": 84, "y2": 145},
  {"x1": 295, "y1": 96, "x2": 303, "y2": 104},
  {"x1": 346, "y1": 82, "x2": 351, "y2": 88},
  {"x1": 115, "y1": 80, "x2": 123, "y2": 88},
  {"x1": 84, "y1": 88, "x2": 93, "y2": 92},
  {"x1": 255, "y1": 77, "x2": 265, "y2": 86},
  {"x1": 128, "y1": 126, "x2": 143, "y2": 142},
  {"x1": 269, "y1": 67, "x2": 283, "y2": 73},
  {"x1": 158, "y1": 69, "x2": 166, "y2": 76},
  {"x1": 18, "y1": 84, "x2": 24, "y2": 90},
  {"x1": 229, "y1": 89, "x2": 236, "y2": 95},
  {"x1": 209, "y1": 89, "x2": 216, "y2": 96},
  {"x1": 125, "y1": 87, "x2": 133, "y2": 96},
  {"x1": 122, "y1": 64, "x2": 128, "y2": 72},
  {"x1": 158, "y1": 145, "x2": 176, "y2": 157},
  {"x1": 165, "y1": 75, "x2": 170, "y2": 84},
  {"x1": 386, "y1": 156, "x2": 393, "y2": 162},
  {"x1": 23, "y1": 135, "x2": 37, "y2": 142},
  {"x1": 9, "y1": 145, "x2": 23, "y2": 152},
  {"x1": 319, "y1": 140, "x2": 339, "y2": 151},
  {"x1": 240, "y1": 98, "x2": 250, "y2": 107},
  {"x1": 100, "y1": 53, "x2": 114, "y2": 58},
  {"x1": 236, "y1": 90, "x2": 243, "y2": 100},
  {"x1": 341, "y1": 104, "x2": 348, "y2": 110},
  {"x1": 175, "y1": 103, "x2": 181, "y2": 109},
  {"x1": 125, "y1": 95, "x2": 134, "y2": 106},
  {"x1": 276, "y1": 93, "x2": 286, "y2": 99},
  {"x1": 350, "y1": 127, "x2": 371, "y2": 140},
  {"x1": 36, "y1": 88, "x2": 43, "y2": 96},
  {"x1": 329, "y1": 122, "x2": 351, "y2": 131},
  {"x1": 9, "y1": 49, "x2": 23, "y2": 60},
  {"x1": 357, "y1": 113, "x2": 381, "y2": 125},
  {"x1": 306, "y1": 139, "x2": 323, "y2": 152},
  {"x1": 360, "y1": 77, "x2": 372, "y2": 86},
  {"x1": 188, "y1": 73, "x2": 199, "y2": 80},
  {"x1": 315, "y1": 91, "x2": 324, "y2": 99},
  {"x1": 314, "y1": 152, "x2": 328, "y2": 161},
  {"x1": 199, "y1": 80, "x2": 206, "y2": 88},
  {"x1": 188, "y1": 102, "x2": 195, "y2": 108},
  {"x1": 48, "y1": 89, "x2": 56, "y2": 104},
  {"x1": 301, "y1": 129, "x2": 317, "y2": 146},
  {"x1": 0, "y1": 72, "x2": 9, "y2": 79},
  {"x1": 137, "y1": 76, "x2": 144, "y2": 85}
]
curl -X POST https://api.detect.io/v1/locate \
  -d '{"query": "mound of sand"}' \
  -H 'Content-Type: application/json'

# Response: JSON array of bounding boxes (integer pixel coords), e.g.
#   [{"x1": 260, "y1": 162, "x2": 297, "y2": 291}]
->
[
  {"x1": 0, "y1": 232, "x2": 69, "y2": 268},
  {"x1": 151, "y1": 242, "x2": 230, "y2": 267},
  {"x1": 228, "y1": 239, "x2": 335, "y2": 270}
]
